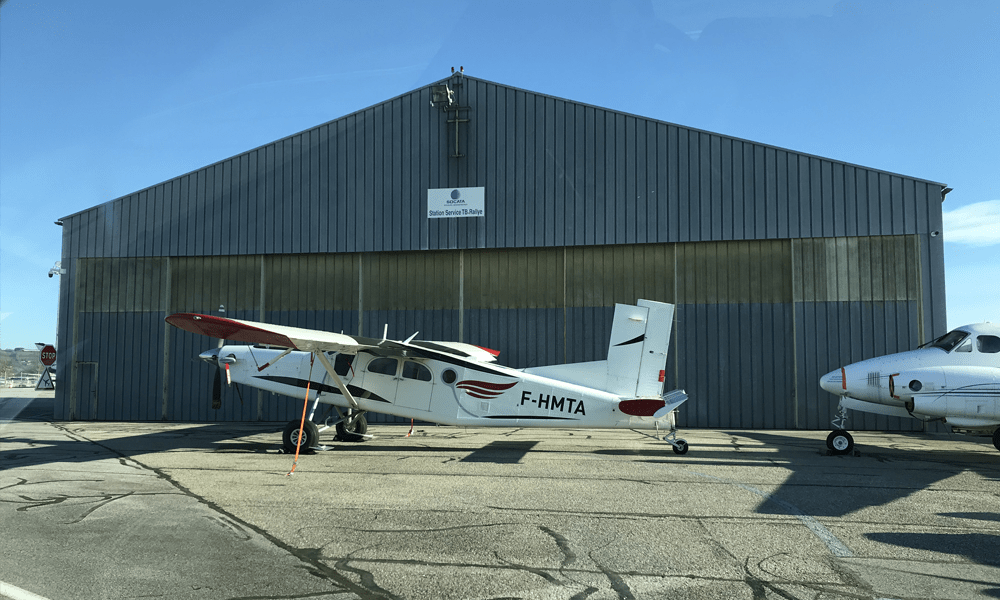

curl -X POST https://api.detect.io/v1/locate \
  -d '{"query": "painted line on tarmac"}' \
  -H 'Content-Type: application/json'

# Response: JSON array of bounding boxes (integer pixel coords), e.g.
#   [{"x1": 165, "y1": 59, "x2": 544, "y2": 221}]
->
[
  {"x1": 0, "y1": 581, "x2": 52, "y2": 600},
  {"x1": 689, "y1": 470, "x2": 853, "y2": 558}
]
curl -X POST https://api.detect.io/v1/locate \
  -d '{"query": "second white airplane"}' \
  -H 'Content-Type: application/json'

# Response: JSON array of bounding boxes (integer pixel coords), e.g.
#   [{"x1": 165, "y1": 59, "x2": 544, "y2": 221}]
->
[{"x1": 820, "y1": 322, "x2": 1000, "y2": 454}]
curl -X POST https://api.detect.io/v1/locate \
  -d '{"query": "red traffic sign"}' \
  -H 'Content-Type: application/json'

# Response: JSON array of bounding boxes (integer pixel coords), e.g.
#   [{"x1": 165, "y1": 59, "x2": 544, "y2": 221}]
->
[{"x1": 40, "y1": 345, "x2": 57, "y2": 366}]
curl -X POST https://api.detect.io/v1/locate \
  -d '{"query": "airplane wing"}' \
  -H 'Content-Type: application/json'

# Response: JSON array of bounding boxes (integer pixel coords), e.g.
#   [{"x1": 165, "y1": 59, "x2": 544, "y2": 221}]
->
[
  {"x1": 165, "y1": 313, "x2": 373, "y2": 353},
  {"x1": 165, "y1": 313, "x2": 499, "y2": 362}
]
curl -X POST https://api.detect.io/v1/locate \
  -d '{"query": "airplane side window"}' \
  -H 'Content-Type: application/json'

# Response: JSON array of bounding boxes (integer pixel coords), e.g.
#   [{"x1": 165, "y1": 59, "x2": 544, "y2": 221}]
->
[
  {"x1": 977, "y1": 335, "x2": 1000, "y2": 354},
  {"x1": 334, "y1": 353, "x2": 355, "y2": 376},
  {"x1": 368, "y1": 357, "x2": 398, "y2": 376},
  {"x1": 955, "y1": 339, "x2": 973, "y2": 353},
  {"x1": 402, "y1": 361, "x2": 432, "y2": 382}
]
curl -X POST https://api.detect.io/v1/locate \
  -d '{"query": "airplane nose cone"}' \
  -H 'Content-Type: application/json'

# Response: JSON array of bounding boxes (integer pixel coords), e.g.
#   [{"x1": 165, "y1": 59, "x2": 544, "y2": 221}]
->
[
  {"x1": 820, "y1": 368, "x2": 845, "y2": 395},
  {"x1": 198, "y1": 348, "x2": 221, "y2": 366}
]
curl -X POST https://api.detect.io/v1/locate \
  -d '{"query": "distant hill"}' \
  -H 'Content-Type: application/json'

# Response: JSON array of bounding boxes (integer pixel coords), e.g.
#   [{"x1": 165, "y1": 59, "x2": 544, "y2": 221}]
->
[{"x1": 0, "y1": 348, "x2": 45, "y2": 377}]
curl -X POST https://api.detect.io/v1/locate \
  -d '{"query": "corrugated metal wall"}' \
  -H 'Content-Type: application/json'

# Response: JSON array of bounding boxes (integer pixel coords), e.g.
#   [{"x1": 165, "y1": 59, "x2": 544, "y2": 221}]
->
[
  {"x1": 58, "y1": 239, "x2": 928, "y2": 431},
  {"x1": 55, "y1": 74, "x2": 947, "y2": 429}
]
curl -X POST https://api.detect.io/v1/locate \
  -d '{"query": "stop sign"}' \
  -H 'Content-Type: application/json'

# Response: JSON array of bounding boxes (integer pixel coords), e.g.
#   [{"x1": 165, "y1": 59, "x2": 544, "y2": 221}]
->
[{"x1": 40, "y1": 345, "x2": 57, "y2": 366}]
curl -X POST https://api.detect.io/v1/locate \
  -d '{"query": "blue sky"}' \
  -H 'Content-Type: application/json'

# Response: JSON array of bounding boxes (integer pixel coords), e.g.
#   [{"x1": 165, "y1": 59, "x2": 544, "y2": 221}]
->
[{"x1": 1, "y1": 0, "x2": 998, "y2": 350}]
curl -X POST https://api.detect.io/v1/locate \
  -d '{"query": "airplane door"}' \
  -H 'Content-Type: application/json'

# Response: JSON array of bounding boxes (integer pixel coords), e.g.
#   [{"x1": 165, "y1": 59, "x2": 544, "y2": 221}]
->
[
  {"x1": 358, "y1": 357, "x2": 401, "y2": 404},
  {"x1": 396, "y1": 360, "x2": 434, "y2": 411}
]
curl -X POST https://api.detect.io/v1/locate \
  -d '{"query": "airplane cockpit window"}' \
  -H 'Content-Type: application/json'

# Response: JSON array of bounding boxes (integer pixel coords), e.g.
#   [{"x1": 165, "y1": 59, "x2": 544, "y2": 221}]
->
[
  {"x1": 368, "y1": 357, "x2": 398, "y2": 376},
  {"x1": 955, "y1": 339, "x2": 973, "y2": 353},
  {"x1": 977, "y1": 335, "x2": 1000, "y2": 353},
  {"x1": 334, "y1": 353, "x2": 355, "y2": 376},
  {"x1": 928, "y1": 330, "x2": 970, "y2": 352},
  {"x1": 401, "y1": 361, "x2": 432, "y2": 382}
]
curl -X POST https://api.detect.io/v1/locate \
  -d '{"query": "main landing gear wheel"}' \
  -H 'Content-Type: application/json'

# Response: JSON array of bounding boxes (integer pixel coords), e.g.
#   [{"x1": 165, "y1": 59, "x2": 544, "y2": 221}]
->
[
  {"x1": 672, "y1": 439, "x2": 689, "y2": 455},
  {"x1": 283, "y1": 420, "x2": 319, "y2": 453},
  {"x1": 992, "y1": 428, "x2": 1000, "y2": 452},
  {"x1": 336, "y1": 412, "x2": 368, "y2": 442},
  {"x1": 827, "y1": 429, "x2": 854, "y2": 455}
]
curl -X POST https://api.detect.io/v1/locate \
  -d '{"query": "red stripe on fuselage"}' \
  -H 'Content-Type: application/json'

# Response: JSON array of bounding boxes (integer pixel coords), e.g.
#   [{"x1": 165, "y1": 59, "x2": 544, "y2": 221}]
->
[{"x1": 456, "y1": 380, "x2": 517, "y2": 392}]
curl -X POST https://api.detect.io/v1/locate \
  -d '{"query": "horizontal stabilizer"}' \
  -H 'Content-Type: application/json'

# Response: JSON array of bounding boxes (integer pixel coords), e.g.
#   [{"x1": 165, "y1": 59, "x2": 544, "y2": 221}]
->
[
  {"x1": 617, "y1": 388, "x2": 687, "y2": 418},
  {"x1": 653, "y1": 389, "x2": 688, "y2": 419}
]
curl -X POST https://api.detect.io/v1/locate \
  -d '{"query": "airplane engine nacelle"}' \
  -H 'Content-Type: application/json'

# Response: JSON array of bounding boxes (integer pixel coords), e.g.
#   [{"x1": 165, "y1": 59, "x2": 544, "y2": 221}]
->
[{"x1": 906, "y1": 366, "x2": 1000, "y2": 421}]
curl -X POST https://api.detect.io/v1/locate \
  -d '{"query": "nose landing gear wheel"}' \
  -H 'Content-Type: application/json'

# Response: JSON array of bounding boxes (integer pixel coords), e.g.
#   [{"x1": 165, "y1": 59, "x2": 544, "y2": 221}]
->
[
  {"x1": 827, "y1": 429, "x2": 854, "y2": 455},
  {"x1": 672, "y1": 439, "x2": 689, "y2": 455},
  {"x1": 993, "y1": 428, "x2": 1000, "y2": 452}
]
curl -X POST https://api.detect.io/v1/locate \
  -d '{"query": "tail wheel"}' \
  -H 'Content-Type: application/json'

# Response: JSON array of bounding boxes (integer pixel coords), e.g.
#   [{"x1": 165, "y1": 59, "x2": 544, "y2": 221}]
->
[
  {"x1": 992, "y1": 428, "x2": 1000, "y2": 452},
  {"x1": 827, "y1": 429, "x2": 854, "y2": 455},
  {"x1": 672, "y1": 439, "x2": 689, "y2": 455},
  {"x1": 336, "y1": 412, "x2": 368, "y2": 442},
  {"x1": 283, "y1": 420, "x2": 319, "y2": 453}
]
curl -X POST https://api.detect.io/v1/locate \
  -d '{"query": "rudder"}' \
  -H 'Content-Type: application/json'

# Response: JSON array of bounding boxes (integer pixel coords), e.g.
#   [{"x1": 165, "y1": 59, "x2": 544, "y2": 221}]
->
[{"x1": 605, "y1": 300, "x2": 675, "y2": 397}]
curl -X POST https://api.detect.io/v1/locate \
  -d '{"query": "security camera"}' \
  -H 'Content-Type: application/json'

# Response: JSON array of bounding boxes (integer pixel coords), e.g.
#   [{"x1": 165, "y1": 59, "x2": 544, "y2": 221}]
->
[{"x1": 48, "y1": 273, "x2": 53, "y2": 278}]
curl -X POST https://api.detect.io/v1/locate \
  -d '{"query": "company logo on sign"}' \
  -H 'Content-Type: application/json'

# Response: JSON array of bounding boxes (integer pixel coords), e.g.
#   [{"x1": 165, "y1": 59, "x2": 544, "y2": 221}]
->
[{"x1": 428, "y1": 187, "x2": 485, "y2": 218}]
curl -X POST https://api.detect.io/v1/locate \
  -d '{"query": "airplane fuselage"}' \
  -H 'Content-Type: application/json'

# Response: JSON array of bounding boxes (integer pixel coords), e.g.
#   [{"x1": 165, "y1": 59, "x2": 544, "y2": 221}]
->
[{"x1": 209, "y1": 345, "x2": 675, "y2": 430}]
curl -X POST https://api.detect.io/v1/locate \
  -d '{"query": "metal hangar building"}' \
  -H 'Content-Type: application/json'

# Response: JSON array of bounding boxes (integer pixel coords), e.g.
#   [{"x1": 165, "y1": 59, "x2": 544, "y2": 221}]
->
[{"x1": 54, "y1": 72, "x2": 948, "y2": 431}]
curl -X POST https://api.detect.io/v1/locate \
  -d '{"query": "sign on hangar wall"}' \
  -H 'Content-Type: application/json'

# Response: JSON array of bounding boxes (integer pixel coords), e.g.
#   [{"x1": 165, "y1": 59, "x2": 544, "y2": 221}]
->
[{"x1": 427, "y1": 187, "x2": 485, "y2": 219}]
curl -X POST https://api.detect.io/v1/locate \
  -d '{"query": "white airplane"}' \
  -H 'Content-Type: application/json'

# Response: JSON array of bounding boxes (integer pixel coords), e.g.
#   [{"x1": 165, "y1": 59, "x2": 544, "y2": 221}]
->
[
  {"x1": 820, "y1": 322, "x2": 1000, "y2": 454},
  {"x1": 165, "y1": 299, "x2": 691, "y2": 455}
]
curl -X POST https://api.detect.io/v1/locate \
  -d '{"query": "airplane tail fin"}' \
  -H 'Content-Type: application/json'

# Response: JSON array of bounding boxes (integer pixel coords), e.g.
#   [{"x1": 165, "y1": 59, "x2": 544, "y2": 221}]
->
[{"x1": 606, "y1": 299, "x2": 674, "y2": 398}]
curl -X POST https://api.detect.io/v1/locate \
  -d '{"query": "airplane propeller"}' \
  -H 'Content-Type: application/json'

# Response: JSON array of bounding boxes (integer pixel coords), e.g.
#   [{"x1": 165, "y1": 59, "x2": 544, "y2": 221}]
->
[{"x1": 199, "y1": 342, "x2": 243, "y2": 410}]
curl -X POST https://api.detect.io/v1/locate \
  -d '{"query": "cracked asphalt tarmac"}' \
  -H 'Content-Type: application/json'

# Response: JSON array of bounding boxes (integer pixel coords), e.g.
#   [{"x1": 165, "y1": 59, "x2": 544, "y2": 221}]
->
[{"x1": 2, "y1": 391, "x2": 999, "y2": 599}]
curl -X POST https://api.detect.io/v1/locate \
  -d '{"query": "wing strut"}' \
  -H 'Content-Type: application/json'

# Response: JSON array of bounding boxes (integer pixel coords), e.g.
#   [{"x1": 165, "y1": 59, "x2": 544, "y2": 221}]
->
[
  {"x1": 314, "y1": 351, "x2": 360, "y2": 411},
  {"x1": 257, "y1": 347, "x2": 293, "y2": 372}
]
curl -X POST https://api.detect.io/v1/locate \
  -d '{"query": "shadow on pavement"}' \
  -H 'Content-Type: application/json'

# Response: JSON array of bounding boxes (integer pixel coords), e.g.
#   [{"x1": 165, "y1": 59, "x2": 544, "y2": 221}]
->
[
  {"x1": 460, "y1": 440, "x2": 539, "y2": 463},
  {"x1": 1, "y1": 395, "x2": 284, "y2": 469},
  {"x1": 726, "y1": 430, "x2": 1000, "y2": 518},
  {"x1": 939, "y1": 511, "x2": 1000, "y2": 523},
  {"x1": 0, "y1": 394, "x2": 55, "y2": 422},
  {"x1": 866, "y1": 531, "x2": 1000, "y2": 567}
]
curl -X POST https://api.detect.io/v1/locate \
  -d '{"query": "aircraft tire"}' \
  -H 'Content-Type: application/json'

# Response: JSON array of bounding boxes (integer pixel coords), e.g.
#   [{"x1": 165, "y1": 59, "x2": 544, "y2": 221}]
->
[
  {"x1": 672, "y1": 439, "x2": 689, "y2": 455},
  {"x1": 336, "y1": 413, "x2": 368, "y2": 442},
  {"x1": 283, "y1": 419, "x2": 319, "y2": 453},
  {"x1": 993, "y1": 428, "x2": 1000, "y2": 452},
  {"x1": 827, "y1": 429, "x2": 854, "y2": 455}
]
